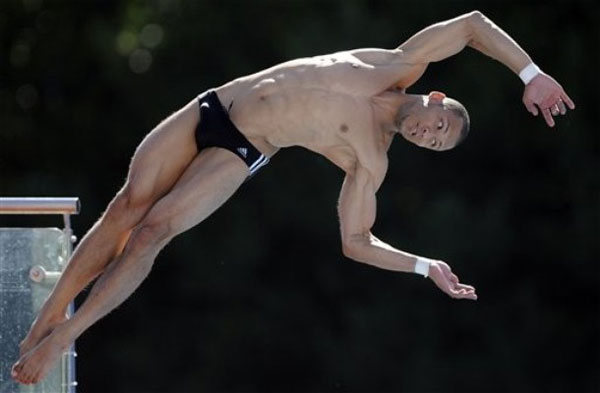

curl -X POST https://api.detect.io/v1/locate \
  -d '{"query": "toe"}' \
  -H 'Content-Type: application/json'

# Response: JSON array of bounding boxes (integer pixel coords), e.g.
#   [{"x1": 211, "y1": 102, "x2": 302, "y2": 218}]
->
[
  {"x1": 24, "y1": 371, "x2": 34, "y2": 385},
  {"x1": 16, "y1": 371, "x2": 27, "y2": 384},
  {"x1": 24, "y1": 372, "x2": 35, "y2": 385},
  {"x1": 19, "y1": 368, "x2": 31, "y2": 384},
  {"x1": 32, "y1": 365, "x2": 46, "y2": 385},
  {"x1": 11, "y1": 362, "x2": 21, "y2": 378},
  {"x1": 20, "y1": 363, "x2": 36, "y2": 385}
]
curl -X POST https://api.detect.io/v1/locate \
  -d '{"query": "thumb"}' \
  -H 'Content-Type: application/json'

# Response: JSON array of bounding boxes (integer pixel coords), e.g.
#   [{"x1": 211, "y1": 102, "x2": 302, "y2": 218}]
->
[{"x1": 524, "y1": 100, "x2": 539, "y2": 116}]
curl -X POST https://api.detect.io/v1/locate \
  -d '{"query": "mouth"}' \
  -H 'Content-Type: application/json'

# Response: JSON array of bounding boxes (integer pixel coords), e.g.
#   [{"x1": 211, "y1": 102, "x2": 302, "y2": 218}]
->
[{"x1": 408, "y1": 122, "x2": 419, "y2": 138}]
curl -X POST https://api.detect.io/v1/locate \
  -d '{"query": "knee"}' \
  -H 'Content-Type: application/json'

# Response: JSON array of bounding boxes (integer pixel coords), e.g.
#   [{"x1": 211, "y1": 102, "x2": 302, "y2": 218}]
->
[
  {"x1": 105, "y1": 182, "x2": 152, "y2": 222},
  {"x1": 128, "y1": 219, "x2": 172, "y2": 253}
]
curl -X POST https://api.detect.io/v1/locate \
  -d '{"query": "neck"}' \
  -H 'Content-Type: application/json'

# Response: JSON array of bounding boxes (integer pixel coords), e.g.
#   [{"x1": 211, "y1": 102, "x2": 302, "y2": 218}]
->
[
  {"x1": 372, "y1": 91, "x2": 421, "y2": 131},
  {"x1": 371, "y1": 91, "x2": 421, "y2": 150}
]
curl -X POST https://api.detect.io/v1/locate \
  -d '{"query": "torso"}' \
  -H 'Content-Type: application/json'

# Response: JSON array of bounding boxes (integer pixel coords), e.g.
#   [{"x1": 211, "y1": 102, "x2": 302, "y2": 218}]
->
[{"x1": 212, "y1": 50, "x2": 423, "y2": 184}]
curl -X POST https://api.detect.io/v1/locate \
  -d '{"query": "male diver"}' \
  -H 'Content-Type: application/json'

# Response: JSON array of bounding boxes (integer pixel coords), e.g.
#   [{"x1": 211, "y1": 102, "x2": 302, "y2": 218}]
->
[{"x1": 12, "y1": 11, "x2": 574, "y2": 384}]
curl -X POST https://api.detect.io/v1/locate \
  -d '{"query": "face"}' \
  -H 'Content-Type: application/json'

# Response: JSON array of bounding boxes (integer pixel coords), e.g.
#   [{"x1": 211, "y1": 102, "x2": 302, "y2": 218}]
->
[{"x1": 397, "y1": 92, "x2": 464, "y2": 151}]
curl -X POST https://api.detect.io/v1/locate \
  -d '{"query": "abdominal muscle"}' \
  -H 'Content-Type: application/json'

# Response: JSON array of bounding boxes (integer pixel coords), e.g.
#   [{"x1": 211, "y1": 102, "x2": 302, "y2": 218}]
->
[{"x1": 214, "y1": 54, "x2": 378, "y2": 170}]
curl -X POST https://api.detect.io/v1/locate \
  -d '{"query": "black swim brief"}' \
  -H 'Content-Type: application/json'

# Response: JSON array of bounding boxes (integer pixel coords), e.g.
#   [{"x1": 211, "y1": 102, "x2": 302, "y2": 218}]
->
[{"x1": 195, "y1": 90, "x2": 269, "y2": 177}]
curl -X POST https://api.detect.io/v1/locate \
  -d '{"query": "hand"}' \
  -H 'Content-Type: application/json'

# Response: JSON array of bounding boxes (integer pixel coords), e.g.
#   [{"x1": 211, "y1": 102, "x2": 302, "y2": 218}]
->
[
  {"x1": 522, "y1": 73, "x2": 575, "y2": 127},
  {"x1": 428, "y1": 260, "x2": 477, "y2": 300}
]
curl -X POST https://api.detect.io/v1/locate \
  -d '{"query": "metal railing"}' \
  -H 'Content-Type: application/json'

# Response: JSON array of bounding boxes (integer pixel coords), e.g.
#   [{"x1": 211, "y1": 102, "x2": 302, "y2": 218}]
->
[
  {"x1": 0, "y1": 197, "x2": 80, "y2": 215},
  {"x1": 0, "y1": 197, "x2": 80, "y2": 393}
]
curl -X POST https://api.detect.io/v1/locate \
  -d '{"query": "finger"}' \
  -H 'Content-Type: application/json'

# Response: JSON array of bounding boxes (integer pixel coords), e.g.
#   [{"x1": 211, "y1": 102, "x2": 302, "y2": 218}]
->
[
  {"x1": 557, "y1": 99, "x2": 567, "y2": 115},
  {"x1": 542, "y1": 107, "x2": 555, "y2": 127},
  {"x1": 455, "y1": 283, "x2": 476, "y2": 292},
  {"x1": 437, "y1": 275, "x2": 469, "y2": 299},
  {"x1": 446, "y1": 286, "x2": 466, "y2": 297},
  {"x1": 561, "y1": 91, "x2": 575, "y2": 109},
  {"x1": 439, "y1": 281, "x2": 457, "y2": 298},
  {"x1": 449, "y1": 273, "x2": 459, "y2": 284},
  {"x1": 451, "y1": 287, "x2": 478, "y2": 300},
  {"x1": 551, "y1": 104, "x2": 560, "y2": 117},
  {"x1": 452, "y1": 289, "x2": 475, "y2": 300},
  {"x1": 462, "y1": 292, "x2": 478, "y2": 300}
]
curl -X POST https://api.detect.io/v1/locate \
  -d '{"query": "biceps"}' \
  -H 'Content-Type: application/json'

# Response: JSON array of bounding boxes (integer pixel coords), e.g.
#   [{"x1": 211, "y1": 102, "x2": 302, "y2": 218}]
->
[
  {"x1": 399, "y1": 12, "x2": 476, "y2": 64},
  {"x1": 338, "y1": 172, "x2": 377, "y2": 244}
]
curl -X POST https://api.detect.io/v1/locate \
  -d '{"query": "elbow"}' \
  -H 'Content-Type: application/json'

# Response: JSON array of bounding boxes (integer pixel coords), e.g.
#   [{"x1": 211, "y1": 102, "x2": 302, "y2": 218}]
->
[
  {"x1": 342, "y1": 242, "x2": 357, "y2": 260},
  {"x1": 341, "y1": 239, "x2": 366, "y2": 262},
  {"x1": 466, "y1": 10, "x2": 485, "y2": 29},
  {"x1": 465, "y1": 10, "x2": 486, "y2": 42},
  {"x1": 468, "y1": 10, "x2": 484, "y2": 20},
  {"x1": 341, "y1": 231, "x2": 372, "y2": 261}
]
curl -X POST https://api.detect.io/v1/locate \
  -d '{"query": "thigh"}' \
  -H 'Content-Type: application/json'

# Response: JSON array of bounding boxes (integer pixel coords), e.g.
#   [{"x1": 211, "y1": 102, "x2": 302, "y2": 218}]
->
[
  {"x1": 140, "y1": 147, "x2": 250, "y2": 239},
  {"x1": 126, "y1": 98, "x2": 200, "y2": 203}
]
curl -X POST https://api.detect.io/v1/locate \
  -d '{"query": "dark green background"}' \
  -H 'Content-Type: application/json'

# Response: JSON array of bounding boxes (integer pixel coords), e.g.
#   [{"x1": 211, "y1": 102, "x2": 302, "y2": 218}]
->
[{"x1": 1, "y1": 0, "x2": 598, "y2": 392}]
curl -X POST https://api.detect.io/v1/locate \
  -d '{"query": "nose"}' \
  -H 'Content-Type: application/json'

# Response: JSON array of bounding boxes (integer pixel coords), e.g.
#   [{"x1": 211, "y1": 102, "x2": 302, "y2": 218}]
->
[{"x1": 410, "y1": 124, "x2": 430, "y2": 138}]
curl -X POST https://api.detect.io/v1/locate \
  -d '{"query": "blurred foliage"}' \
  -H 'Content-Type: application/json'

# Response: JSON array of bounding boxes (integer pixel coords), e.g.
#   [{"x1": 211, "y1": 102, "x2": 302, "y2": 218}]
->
[{"x1": 1, "y1": 0, "x2": 598, "y2": 392}]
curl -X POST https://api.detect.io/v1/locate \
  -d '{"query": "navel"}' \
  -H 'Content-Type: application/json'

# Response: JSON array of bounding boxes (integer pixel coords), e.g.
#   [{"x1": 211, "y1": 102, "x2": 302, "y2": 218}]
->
[{"x1": 339, "y1": 124, "x2": 349, "y2": 133}]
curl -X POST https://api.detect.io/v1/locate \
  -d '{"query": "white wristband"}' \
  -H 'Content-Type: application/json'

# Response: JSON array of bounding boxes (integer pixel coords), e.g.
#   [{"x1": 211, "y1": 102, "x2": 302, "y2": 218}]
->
[
  {"x1": 519, "y1": 63, "x2": 541, "y2": 85},
  {"x1": 414, "y1": 258, "x2": 431, "y2": 278}
]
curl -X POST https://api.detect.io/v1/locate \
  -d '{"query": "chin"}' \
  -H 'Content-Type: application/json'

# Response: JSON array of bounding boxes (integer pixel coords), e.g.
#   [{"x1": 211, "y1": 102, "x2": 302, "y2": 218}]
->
[
  {"x1": 399, "y1": 133, "x2": 415, "y2": 145},
  {"x1": 396, "y1": 120, "x2": 410, "y2": 138}
]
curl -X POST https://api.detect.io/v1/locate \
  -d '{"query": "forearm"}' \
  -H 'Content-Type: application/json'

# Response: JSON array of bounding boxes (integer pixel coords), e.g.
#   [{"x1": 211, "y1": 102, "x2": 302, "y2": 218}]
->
[
  {"x1": 343, "y1": 233, "x2": 424, "y2": 273},
  {"x1": 467, "y1": 11, "x2": 533, "y2": 75}
]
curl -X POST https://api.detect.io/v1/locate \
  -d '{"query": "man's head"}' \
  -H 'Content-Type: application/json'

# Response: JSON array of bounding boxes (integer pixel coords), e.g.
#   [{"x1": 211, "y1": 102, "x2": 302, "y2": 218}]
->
[{"x1": 395, "y1": 91, "x2": 470, "y2": 151}]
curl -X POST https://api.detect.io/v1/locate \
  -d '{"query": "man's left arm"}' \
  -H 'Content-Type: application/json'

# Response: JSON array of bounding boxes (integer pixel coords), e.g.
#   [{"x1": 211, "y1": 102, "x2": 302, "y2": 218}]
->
[
  {"x1": 398, "y1": 11, "x2": 575, "y2": 127},
  {"x1": 338, "y1": 164, "x2": 477, "y2": 300}
]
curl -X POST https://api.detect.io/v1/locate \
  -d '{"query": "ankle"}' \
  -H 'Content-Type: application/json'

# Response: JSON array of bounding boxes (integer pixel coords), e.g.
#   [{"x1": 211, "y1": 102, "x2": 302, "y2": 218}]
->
[
  {"x1": 49, "y1": 321, "x2": 77, "y2": 348},
  {"x1": 33, "y1": 310, "x2": 68, "y2": 331},
  {"x1": 48, "y1": 312, "x2": 69, "y2": 324}
]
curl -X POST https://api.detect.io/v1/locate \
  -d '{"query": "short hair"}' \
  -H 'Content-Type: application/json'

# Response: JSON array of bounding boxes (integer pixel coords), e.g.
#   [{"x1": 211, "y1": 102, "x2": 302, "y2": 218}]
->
[{"x1": 444, "y1": 98, "x2": 470, "y2": 147}]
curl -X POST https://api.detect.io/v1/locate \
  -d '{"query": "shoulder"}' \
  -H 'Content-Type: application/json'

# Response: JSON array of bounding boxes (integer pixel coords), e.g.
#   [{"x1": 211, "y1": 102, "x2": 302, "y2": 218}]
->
[{"x1": 350, "y1": 151, "x2": 389, "y2": 191}]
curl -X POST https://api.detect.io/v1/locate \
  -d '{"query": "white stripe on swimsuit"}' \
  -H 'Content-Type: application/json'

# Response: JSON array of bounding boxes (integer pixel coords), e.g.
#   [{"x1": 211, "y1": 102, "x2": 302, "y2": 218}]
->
[{"x1": 249, "y1": 154, "x2": 269, "y2": 175}]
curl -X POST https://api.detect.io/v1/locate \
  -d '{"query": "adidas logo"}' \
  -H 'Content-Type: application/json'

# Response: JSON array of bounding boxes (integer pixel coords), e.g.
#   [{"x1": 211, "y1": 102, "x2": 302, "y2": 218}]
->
[{"x1": 237, "y1": 147, "x2": 248, "y2": 158}]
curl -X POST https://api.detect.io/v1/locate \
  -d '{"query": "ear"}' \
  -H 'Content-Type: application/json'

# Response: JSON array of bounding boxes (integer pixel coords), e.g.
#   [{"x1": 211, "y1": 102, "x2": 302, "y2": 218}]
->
[{"x1": 428, "y1": 91, "x2": 446, "y2": 104}]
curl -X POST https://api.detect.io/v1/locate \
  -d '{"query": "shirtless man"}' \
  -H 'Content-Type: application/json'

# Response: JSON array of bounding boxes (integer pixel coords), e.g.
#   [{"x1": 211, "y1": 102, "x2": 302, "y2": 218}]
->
[{"x1": 12, "y1": 11, "x2": 574, "y2": 385}]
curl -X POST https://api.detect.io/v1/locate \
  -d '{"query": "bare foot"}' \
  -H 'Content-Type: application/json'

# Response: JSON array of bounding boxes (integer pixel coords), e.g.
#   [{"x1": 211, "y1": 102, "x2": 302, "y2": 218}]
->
[
  {"x1": 19, "y1": 312, "x2": 68, "y2": 356},
  {"x1": 11, "y1": 329, "x2": 70, "y2": 385}
]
